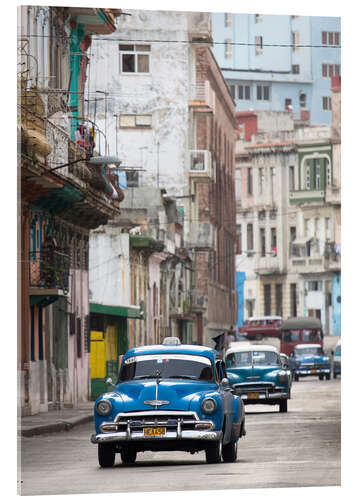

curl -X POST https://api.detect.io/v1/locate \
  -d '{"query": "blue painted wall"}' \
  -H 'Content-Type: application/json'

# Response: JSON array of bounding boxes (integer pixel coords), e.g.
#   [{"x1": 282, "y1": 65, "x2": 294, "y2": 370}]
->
[
  {"x1": 211, "y1": 13, "x2": 340, "y2": 125},
  {"x1": 236, "y1": 271, "x2": 246, "y2": 329},
  {"x1": 332, "y1": 273, "x2": 341, "y2": 336}
]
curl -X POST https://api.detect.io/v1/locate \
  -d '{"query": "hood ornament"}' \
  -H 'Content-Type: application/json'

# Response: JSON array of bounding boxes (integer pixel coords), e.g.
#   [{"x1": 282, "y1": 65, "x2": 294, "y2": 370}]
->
[{"x1": 144, "y1": 400, "x2": 170, "y2": 407}]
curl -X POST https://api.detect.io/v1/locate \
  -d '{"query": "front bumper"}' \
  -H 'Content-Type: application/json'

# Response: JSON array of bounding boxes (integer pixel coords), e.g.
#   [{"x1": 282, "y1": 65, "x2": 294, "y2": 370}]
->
[
  {"x1": 232, "y1": 382, "x2": 289, "y2": 403},
  {"x1": 91, "y1": 429, "x2": 222, "y2": 444},
  {"x1": 91, "y1": 410, "x2": 222, "y2": 444},
  {"x1": 295, "y1": 367, "x2": 330, "y2": 376}
]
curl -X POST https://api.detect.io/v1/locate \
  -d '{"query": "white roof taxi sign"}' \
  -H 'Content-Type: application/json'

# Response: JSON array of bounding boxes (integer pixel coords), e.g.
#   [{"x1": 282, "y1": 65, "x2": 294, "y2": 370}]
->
[{"x1": 124, "y1": 354, "x2": 211, "y2": 365}]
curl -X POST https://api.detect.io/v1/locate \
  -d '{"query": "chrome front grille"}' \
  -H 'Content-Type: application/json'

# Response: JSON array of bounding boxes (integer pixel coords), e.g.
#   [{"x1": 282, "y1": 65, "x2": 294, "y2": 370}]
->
[
  {"x1": 233, "y1": 382, "x2": 275, "y2": 393},
  {"x1": 114, "y1": 411, "x2": 199, "y2": 432}
]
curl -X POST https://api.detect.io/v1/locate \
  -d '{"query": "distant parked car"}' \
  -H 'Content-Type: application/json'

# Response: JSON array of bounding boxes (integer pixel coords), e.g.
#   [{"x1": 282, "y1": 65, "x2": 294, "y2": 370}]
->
[
  {"x1": 289, "y1": 344, "x2": 331, "y2": 381},
  {"x1": 91, "y1": 340, "x2": 246, "y2": 466},
  {"x1": 225, "y1": 344, "x2": 292, "y2": 413},
  {"x1": 239, "y1": 316, "x2": 282, "y2": 341},
  {"x1": 332, "y1": 339, "x2": 341, "y2": 378}
]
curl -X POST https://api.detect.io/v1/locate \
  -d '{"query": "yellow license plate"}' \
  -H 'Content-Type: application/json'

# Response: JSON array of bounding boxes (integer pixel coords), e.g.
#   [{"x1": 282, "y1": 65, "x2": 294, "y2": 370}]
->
[
  {"x1": 311, "y1": 369, "x2": 317, "y2": 374},
  {"x1": 143, "y1": 427, "x2": 166, "y2": 437},
  {"x1": 247, "y1": 392, "x2": 260, "y2": 399}
]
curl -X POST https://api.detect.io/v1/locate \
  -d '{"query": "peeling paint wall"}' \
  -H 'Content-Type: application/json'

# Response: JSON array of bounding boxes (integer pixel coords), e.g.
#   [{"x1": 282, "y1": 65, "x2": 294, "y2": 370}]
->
[{"x1": 87, "y1": 9, "x2": 192, "y2": 196}]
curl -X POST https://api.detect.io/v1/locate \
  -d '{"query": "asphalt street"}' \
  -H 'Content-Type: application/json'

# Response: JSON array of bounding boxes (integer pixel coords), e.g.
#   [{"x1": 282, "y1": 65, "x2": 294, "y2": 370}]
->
[{"x1": 19, "y1": 375, "x2": 340, "y2": 496}]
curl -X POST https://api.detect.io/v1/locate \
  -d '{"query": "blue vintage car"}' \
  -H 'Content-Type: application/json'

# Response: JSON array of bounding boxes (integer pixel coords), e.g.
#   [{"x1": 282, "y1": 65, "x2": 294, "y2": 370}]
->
[
  {"x1": 288, "y1": 343, "x2": 331, "y2": 381},
  {"x1": 91, "y1": 339, "x2": 246, "y2": 467},
  {"x1": 225, "y1": 344, "x2": 292, "y2": 412}
]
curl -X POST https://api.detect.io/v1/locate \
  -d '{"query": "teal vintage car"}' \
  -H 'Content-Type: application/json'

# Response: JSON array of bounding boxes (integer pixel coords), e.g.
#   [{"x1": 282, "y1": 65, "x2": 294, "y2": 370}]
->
[
  {"x1": 91, "y1": 339, "x2": 246, "y2": 466},
  {"x1": 225, "y1": 344, "x2": 292, "y2": 413}
]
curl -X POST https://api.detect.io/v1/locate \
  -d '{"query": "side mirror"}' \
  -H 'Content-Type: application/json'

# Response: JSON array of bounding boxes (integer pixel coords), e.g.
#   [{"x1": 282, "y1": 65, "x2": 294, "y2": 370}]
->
[
  {"x1": 221, "y1": 378, "x2": 230, "y2": 390},
  {"x1": 106, "y1": 377, "x2": 114, "y2": 387}
]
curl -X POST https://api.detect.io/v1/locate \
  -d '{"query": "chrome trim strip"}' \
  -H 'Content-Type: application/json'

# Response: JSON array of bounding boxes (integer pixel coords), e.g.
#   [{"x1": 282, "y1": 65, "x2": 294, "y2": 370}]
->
[
  {"x1": 114, "y1": 410, "x2": 200, "y2": 423},
  {"x1": 91, "y1": 429, "x2": 222, "y2": 444}
]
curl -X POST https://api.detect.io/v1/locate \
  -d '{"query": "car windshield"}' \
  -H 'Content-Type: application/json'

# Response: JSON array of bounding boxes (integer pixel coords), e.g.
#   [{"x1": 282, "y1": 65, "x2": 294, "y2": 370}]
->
[
  {"x1": 119, "y1": 353, "x2": 214, "y2": 382},
  {"x1": 295, "y1": 346, "x2": 323, "y2": 356},
  {"x1": 226, "y1": 350, "x2": 279, "y2": 367}
]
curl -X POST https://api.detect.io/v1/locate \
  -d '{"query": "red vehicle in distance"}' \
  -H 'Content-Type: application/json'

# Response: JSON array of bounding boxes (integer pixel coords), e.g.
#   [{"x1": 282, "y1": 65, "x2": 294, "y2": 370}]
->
[
  {"x1": 280, "y1": 317, "x2": 323, "y2": 356},
  {"x1": 238, "y1": 316, "x2": 282, "y2": 341}
]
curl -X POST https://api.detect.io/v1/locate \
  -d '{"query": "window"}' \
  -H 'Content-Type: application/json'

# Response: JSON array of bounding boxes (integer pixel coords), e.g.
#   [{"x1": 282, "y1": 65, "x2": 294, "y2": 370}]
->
[
  {"x1": 225, "y1": 39, "x2": 232, "y2": 58},
  {"x1": 247, "y1": 167, "x2": 253, "y2": 195},
  {"x1": 304, "y1": 161, "x2": 311, "y2": 189},
  {"x1": 270, "y1": 167, "x2": 275, "y2": 198},
  {"x1": 236, "y1": 224, "x2": 242, "y2": 254},
  {"x1": 257, "y1": 84, "x2": 270, "y2": 101},
  {"x1": 289, "y1": 165, "x2": 295, "y2": 190},
  {"x1": 322, "y1": 64, "x2": 340, "y2": 77},
  {"x1": 119, "y1": 114, "x2": 152, "y2": 128},
  {"x1": 322, "y1": 96, "x2": 332, "y2": 111},
  {"x1": 299, "y1": 93, "x2": 306, "y2": 108},
  {"x1": 255, "y1": 36, "x2": 263, "y2": 55},
  {"x1": 126, "y1": 170, "x2": 139, "y2": 187},
  {"x1": 259, "y1": 167, "x2": 264, "y2": 194},
  {"x1": 325, "y1": 218, "x2": 331, "y2": 239},
  {"x1": 264, "y1": 284, "x2": 271, "y2": 315},
  {"x1": 229, "y1": 85, "x2": 236, "y2": 99},
  {"x1": 322, "y1": 31, "x2": 340, "y2": 46},
  {"x1": 292, "y1": 31, "x2": 299, "y2": 51},
  {"x1": 119, "y1": 44, "x2": 150, "y2": 73},
  {"x1": 260, "y1": 228, "x2": 266, "y2": 257},
  {"x1": 271, "y1": 228, "x2": 277, "y2": 254},
  {"x1": 237, "y1": 84, "x2": 250, "y2": 100},
  {"x1": 292, "y1": 64, "x2": 300, "y2": 74},
  {"x1": 314, "y1": 161, "x2": 321, "y2": 189},
  {"x1": 225, "y1": 13, "x2": 232, "y2": 27},
  {"x1": 275, "y1": 284, "x2": 283, "y2": 317},
  {"x1": 247, "y1": 223, "x2": 254, "y2": 252},
  {"x1": 308, "y1": 280, "x2": 322, "y2": 291},
  {"x1": 325, "y1": 158, "x2": 332, "y2": 185},
  {"x1": 290, "y1": 284, "x2": 297, "y2": 317}
]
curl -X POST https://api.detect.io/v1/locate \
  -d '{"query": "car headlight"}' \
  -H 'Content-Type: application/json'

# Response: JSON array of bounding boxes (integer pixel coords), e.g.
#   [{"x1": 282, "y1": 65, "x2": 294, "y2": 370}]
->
[
  {"x1": 277, "y1": 372, "x2": 288, "y2": 383},
  {"x1": 96, "y1": 399, "x2": 112, "y2": 416},
  {"x1": 201, "y1": 397, "x2": 217, "y2": 414}
]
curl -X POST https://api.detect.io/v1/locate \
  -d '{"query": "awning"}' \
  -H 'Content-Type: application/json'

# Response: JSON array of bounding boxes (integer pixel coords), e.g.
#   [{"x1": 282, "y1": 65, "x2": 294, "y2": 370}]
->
[
  {"x1": 90, "y1": 302, "x2": 145, "y2": 319},
  {"x1": 291, "y1": 237, "x2": 311, "y2": 246}
]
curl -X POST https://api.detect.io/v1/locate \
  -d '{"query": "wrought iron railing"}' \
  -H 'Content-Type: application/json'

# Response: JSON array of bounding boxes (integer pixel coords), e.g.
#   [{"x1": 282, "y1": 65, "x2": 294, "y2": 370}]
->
[{"x1": 29, "y1": 248, "x2": 70, "y2": 292}]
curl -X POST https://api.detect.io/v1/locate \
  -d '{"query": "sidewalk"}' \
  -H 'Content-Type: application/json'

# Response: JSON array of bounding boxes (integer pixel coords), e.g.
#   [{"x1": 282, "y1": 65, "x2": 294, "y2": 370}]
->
[{"x1": 19, "y1": 402, "x2": 94, "y2": 437}]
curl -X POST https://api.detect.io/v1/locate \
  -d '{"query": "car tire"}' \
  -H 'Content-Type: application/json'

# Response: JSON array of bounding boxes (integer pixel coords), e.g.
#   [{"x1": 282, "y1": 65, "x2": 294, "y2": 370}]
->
[
  {"x1": 326, "y1": 373, "x2": 331, "y2": 380},
  {"x1": 333, "y1": 372, "x2": 337, "y2": 379},
  {"x1": 222, "y1": 439, "x2": 238, "y2": 463},
  {"x1": 205, "y1": 438, "x2": 222, "y2": 464},
  {"x1": 279, "y1": 399, "x2": 288, "y2": 413},
  {"x1": 255, "y1": 334, "x2": 263, "y2": 341},
  {"x1": 98, "y1": 443, "x2": 116, "y2": 468},
  {"x1": 294, "y1": 373, "x2": 299, "y2": 382},
  {"x1": 120, "y1": 448, "x2": 137, "y2": 465},
  {"x1": 319, "y1": 374, "x2": 324, "y2": 380}
]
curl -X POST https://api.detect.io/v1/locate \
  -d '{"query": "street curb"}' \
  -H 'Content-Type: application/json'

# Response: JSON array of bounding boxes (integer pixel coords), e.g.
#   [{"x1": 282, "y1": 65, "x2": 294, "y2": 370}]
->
[{"x1": 20, "y1": 415, "x2": 93, "y2": 437}]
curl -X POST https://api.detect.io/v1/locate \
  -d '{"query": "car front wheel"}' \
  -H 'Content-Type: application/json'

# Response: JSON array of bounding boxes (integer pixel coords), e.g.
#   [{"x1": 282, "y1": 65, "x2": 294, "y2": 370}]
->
[
  {"x1": 98, "y1": 443, "x2": 116, "y2": 468},
  {"x1": 326, "y1": 373, "x2": 331, "y2": 380},
  {"x1": 205, "y1": 438, "x2": 222, "y2": 464},
  {"x1": 222, "y1": 439, "x2": 238, "y2": 462},
  {"x1": 120, "y1": 447, "x2": 137, "y2": 464},
  {"x1": 279, "y1": 399, "x2": 288, "y2": 413}
]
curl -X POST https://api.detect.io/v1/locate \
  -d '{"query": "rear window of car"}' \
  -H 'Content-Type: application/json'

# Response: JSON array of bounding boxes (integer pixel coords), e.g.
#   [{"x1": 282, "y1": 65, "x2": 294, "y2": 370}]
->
[
  {"x1": 295, "y1": 346, "x2": 323, "y2": 356},
  {"x1": 119, "y1": 354, "x2": 213, "y2": 382}
]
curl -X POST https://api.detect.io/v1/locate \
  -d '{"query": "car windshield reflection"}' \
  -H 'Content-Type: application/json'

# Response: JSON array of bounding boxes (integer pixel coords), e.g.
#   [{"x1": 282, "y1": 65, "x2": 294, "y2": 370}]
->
[
  {"x1": 119, "y1": 353, "x2": 214, "y2": 382},
  {"x1": 226, "y1": 351, "x2": 279, "y2": 367}
]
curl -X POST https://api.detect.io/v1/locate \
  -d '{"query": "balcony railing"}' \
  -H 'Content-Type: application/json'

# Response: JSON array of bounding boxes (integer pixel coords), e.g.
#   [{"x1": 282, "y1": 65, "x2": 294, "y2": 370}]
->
[{"x1": 29, "y1": 249, "x2": 70, "y2": 293}]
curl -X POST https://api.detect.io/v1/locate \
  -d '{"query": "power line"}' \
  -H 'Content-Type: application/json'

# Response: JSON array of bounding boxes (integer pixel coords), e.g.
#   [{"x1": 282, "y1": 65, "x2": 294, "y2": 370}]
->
[{"x1": 17, "y1": 33, "x2": 341, "y2": 49}]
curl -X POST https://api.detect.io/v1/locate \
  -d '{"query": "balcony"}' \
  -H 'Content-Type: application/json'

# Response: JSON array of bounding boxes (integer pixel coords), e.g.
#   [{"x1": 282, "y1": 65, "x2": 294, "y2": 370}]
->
[
  {"x1": 290, "y1": 257, "x2": 324, "y2": 274},
  {"x1": 189, "y1": 81, "x2": 215, "y2": 113},
  {"x1": 289, "y1": 189, "x2": 325, "y2": 204},
  {"x1": 254, "y1": 255, "x2": 282, "y2": 276},
  {"x1": 29, "y1": 249, "x2": 70, "y2": 305}
]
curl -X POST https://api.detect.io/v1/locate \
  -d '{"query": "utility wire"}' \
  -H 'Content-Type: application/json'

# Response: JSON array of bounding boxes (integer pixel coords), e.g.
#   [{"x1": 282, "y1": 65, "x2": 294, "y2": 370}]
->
[{"x1": 17, "y1": 33, "x2": 341, "y2": 49}]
